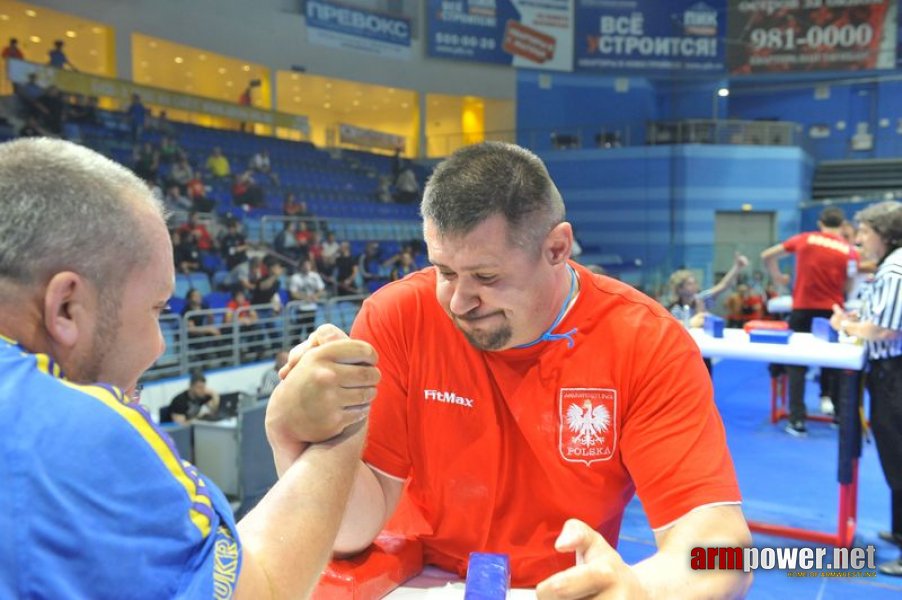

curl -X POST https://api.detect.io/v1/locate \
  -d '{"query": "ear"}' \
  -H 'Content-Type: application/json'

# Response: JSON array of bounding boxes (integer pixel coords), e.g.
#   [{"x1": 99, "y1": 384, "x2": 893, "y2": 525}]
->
[
  {"x1": 43, "y1": 272, "x2": 92, "y2": 350},
  {"x1": 544, "y1": 222, "x2": 573, "y2": 266}
]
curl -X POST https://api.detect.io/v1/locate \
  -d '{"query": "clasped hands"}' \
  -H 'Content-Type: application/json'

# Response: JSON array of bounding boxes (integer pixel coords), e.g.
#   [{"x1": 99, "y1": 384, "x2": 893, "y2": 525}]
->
[{"x1": 264, "y1": 324, "x2": 380, "y2": 474}]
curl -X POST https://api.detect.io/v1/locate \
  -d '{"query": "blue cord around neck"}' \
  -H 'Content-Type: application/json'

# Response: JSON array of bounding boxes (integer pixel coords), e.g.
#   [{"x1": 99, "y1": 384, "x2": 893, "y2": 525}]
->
[{"x1": 514, "y1": 263, "x2": 579, "y2": 350}]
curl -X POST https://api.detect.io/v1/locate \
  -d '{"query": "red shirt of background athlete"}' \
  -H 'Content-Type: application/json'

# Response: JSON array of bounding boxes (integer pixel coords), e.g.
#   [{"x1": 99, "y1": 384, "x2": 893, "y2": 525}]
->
[
  {"x1": 351, "y1": 262, "x2": 741, "y2": 586},
  {"x1": 782, "y1": 231, "x2": 858, "y2": 310}
]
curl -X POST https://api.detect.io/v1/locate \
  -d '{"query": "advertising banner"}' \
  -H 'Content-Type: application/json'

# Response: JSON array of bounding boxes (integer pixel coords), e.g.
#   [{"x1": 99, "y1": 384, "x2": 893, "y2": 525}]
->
[
  {"x1": 338, "y1": 123, "x2": 405, "y2": 151},
  {"x1": 427, "y1": 0, "x2": 574, "y2": 71},
  {"x1": 306, "y1": 0, "x2": 412, "y2": 60},
  {"x1": 575, "y1": 0, "x2": 726, "y2": 74},
  {"x1": 727, "y1": 0, "x2": 897, "y2": 74}
]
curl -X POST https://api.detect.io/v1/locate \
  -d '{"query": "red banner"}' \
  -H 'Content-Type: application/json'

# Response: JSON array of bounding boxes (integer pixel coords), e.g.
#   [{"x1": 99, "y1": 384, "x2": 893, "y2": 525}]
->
[{"x1": 727, "y1": 0, "x2": 897, "y2": 74}]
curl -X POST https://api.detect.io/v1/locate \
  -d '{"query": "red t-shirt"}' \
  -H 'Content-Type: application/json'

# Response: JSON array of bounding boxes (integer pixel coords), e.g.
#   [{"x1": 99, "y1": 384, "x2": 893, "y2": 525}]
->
[
  {"x1": 351, "y1": 262, "x2": 741, "y2": 586},
  {"x1": 783, "y1": 231, "x2": 858, "y2": 310}
]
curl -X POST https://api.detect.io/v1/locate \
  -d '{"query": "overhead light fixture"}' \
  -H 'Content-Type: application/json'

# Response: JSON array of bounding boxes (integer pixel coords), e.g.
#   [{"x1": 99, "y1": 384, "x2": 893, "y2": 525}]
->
[
  {"x1": 717, "y1": 87, "x2": 730, "y2": 97},
  {"x1": 291, "y1": 74, "x2": 298, "y2": 80},
  {"x1": 149, "y1": 41, "x2": 157, "y2": 48},
  {"x1": 29, "y1": 35, "x2": 40, "y2": 44},
  {"x1": 352, "y1": 100, "x2": 360, "y2": 106},
  {"x1": 92, "y1": 26, "x2": 103, "y2": 34},
  {"x1": 140, "y1": 61, "x2": 148, "y2": 68},
  {"x1": 242, "y1": 65, "x2": 250, "y2": 72},
  {"x1": 293, "y1": 96, "x2": 300, "y2": 103},
  {"x1": 225, "y1": 81, "x2": 233, "y2": 87},
  {"x1": 218, "y1": 67, "x2": 226, "y2": 74},
  {"x1": 174, "y1": 56, "x2": 183, "y2": 64},
  {"x1": 65, "y1": 30, "x2": 76, "y2": 38},
  {"x1": 0, "y1": 14, "x2": 9, "y2": 21},
  {"x1": 401, "y1": 102, "x2": 409, "y2": 108},
  {"x1": 325, "y1": 82, "x2": 332, "y2": 89},
  {"x1": 25, "y1": 9, "x2": 36, "y2": 17},
  {"x1": 89, "y1": 49, "x2": 98, "y2": 56},
  {"x1": 324, "y1": 102, "x2": 331, "y2": 109},
  {"x1": 198, "y1": 54, "x2": 207, "y2": 61}
]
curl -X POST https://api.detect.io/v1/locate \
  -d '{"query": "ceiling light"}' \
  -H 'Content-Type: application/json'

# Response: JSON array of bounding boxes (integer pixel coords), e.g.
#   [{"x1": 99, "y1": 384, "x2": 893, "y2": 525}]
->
[
  {"x1": 352, "y1": 100, "x2": 360, "y2": 106},
  {"x1": 89, "y1": 49, "x2": 98, "y2": 56},
  {"x1": 226, "y1": 81, "x2": 233, "y2": 87},
  {"x1": 25, "y1": 9, "x2": 36, "y2": 17},
  {"x1": 92, "y1": 26, "x2": 103, "y2": 34},
  {"x1": 198, "y1": 54, "x2": 207, "y2": 61},
  {"x1": 65, "y1": 31, "x2": 76, "y2": 38},
  {"x1": 401, "y1": 102, "x2": 409, "y2": 108},
  {"x1": 291, "y1": 74, "x2": 298, "y2": 81},
  {"x1": 324, "y1": 102, "x2": 331, "y2": 109},
  {"x1": 0, "y1": 15, "x2": 9, "y2": 21},
  {"x1": 186, "y1": 71, "x2": 193, "y2": 77},
  {"x1": 242, "y1": 65, "x2": 250, "y2": 72},
  {"x1": 325, "y1": 82, "x2": 332, "y2": 89},
  {"x1": 149, "y1": 41, "x2": 157, "y2": 48},
  {"x1": 140, "y1": 61, "x2": 148, "y2": 68},
  {"x1": 388, "y1": 88, "x2": 395, "y2": 94},
  {"x1": 293, "y1": 96, "x2": 300, "y2": 103},
  {"x1": 29, "y1": 35, "x2": 40, "y2": 44},
  {"x1": 218, "y1": 67, "x2": 226, "y2": 74},
  {"x1": 174, "y1": 56, "x2": 183, "y2": 64}
]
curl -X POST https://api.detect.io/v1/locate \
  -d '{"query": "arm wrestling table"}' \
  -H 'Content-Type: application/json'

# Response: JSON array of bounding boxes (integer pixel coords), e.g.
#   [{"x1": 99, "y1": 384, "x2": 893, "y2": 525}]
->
[{"x1": 690, "y1": 327, "x2": 867, "y2": 547}]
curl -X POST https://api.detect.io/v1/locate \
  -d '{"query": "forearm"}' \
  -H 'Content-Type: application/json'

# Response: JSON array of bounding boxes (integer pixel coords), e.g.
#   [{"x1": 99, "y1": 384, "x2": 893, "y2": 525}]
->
[
  {"x1": 843, "y1": 319, "x2": 901, "y2": 342},
  {"x1": 632, "y1": 507, "x2": 752, "y2": 599},
  {"x1": 236, "y1": 422, "x2": 367, "y2": 600},
  {"x1": 332, "y1": 462, "x2": 392, "y2": 556}
]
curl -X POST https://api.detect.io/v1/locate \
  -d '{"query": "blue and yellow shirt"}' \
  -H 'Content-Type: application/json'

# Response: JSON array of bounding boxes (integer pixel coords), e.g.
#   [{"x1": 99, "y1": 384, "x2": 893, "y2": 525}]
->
[{"x1": 0, "y1": 337, "x2": 241, "y2": 598}]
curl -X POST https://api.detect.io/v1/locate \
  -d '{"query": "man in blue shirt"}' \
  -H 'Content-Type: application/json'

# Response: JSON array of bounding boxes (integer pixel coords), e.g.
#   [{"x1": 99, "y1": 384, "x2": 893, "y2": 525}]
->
[{"x1": 0, "y1": 139, "x2": 379, "y2": 599}]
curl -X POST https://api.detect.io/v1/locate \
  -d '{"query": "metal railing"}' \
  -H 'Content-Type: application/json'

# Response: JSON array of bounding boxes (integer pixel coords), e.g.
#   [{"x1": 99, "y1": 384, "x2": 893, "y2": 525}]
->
[{"x1": 144, "y1": 295, "x2": 369, "y2": 382}]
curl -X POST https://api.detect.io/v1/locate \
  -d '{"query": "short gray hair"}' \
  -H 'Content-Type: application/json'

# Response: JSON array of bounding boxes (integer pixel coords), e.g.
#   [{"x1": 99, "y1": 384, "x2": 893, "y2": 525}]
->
[
  {"x1": 0, "y1": 138, "x2": 165, "y2": 288},
  {"x1": 855, "y1": 200, "x2": 902, "y2": 254},
  {"x1": 421, "y1": 142, "x2": 565, "y2": 249}
]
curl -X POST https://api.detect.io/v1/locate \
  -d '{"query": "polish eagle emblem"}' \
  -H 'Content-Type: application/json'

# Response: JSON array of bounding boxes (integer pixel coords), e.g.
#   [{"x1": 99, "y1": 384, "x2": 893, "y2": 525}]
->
[{"x1": 566, "y1": 400, "x2": 611, "y2": 447}]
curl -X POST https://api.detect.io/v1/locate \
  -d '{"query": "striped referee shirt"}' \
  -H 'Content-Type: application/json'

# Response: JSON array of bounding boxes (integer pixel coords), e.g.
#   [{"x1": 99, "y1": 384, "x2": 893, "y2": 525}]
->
[{"x1": 860, "y1": 246, "x2": 902, "y2": 360}]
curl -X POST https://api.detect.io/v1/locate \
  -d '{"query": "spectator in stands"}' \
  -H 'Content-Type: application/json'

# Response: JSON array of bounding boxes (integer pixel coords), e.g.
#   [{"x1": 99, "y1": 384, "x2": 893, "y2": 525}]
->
[
  {"x1": 389, "y1": 250, "x2": 415, "y2": 282},
  {"x1": 178, "y1": 213, "x2": 215, "y2": 252},
  {"x1": 48, "y1": 40, "x2": 76, "y2": 71},
  {"x1": 18, "y1": 116, "x2": 43, "y2": 137},
  {"x1": 205, "y1": 146, "x2": 231, "y2": 180},
  {"x1": 394, "y1": 161, "x2": 419, "y2": 204},
  {"x1": 274, "y1": 221, "x2": 304, "y2": 262},
  {"x1": 283, "y1": 192, "x2": 306, "y2": 217},
  {"x1": 67, "y1": 94, "x2": 98, "y2": 125},
  {"x1": 126, "y1": 93, "x2": 146, "y2": 142},
  {"x1": 15, "y1": 73, "x2": 46, "y2": 122},
  {"x1": 219, "y1": 219, "x2": 249, "y2": 271},
  {"x1": 2, "y1": 37, "x2": 23, "y2": 60},
  {"x1": 172, "y1": 229, "x2": 201, "y2": 274},
  {"x1": 132, "y1": 142, "x2": 159, "y2": 183},
  {"x1": 163, "y1": 184, "x2": 193, "y2": 214},
  {"x1": 232, "y1": 170, "x2": 265, "y2": 209},
  {"x1": 149, "y1": 109, "x2": 176, "y2": 137},
  {"x1": 376, "y1": 175, "x2": 393, "y2": 203},
  {"x1": 249, "y1": 148, "x2": 280, "y2": 186},
  {"x1": 307, "y1": 230, "x2": 325, "y2": 272},
  {"x1": 249, "y1": 257, "x2": 284, "y2": 310},
  {"x1": 258, "y1": 351, "x2": 289, "y2": 398},
  {"x1": 289, "y1": 258, "x2": 326, "y2": 340},
  {"x1": 37, "y1": 85, "x2": 64, "y2": 135},
  {"x1": 183, "y1": 288, "x2": 220, "y2": 337},
  {"x1": 186, "y1": 172, "x2": 215, "y2": 213},
  {"x1": 225, "y1": 289, "x2": 258, "y2": 325},
  {"x1": 358, "y1": 242, "x2": 386, "y2": 288},
  {"x1": 334, "y1": 241, "x2": 361, "y2": 297},
  {"x1": 320, "y1": 232, "x2": 340, "y2": 270},
  {"x1": 666, "y1": 253, "x2": 749, "y2": 328},
  {"x1": 158, "y1": 134, "x2": 181, "y2": 165},
  {"x1": 168, "y1": 371, "x2": 221, "y2": 425},
  {"x1": 168, "y1": 155, "x2": 194, "y2": 191}
]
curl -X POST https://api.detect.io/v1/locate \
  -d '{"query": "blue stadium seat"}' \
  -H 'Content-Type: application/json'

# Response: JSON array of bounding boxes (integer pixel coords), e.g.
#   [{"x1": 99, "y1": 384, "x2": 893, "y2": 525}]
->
[
  {"x1": 188, "y1": 272, "x2": 212, "y2": 296},
  {"x1": 174, "y1": 274, "x2": 192, "y2": 299}
]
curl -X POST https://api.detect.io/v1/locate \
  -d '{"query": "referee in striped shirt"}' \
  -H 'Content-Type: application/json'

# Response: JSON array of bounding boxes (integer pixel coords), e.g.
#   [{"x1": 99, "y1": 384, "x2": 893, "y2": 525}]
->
[{"x1": 831, "y1": 200, "x2": 902, "y2": 576}]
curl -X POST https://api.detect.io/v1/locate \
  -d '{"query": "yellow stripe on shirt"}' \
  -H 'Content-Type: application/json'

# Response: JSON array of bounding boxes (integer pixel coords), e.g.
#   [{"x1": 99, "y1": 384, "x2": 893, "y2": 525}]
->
[{"x1": 41, "y1": 367, "x2": 214, "y2": 538}]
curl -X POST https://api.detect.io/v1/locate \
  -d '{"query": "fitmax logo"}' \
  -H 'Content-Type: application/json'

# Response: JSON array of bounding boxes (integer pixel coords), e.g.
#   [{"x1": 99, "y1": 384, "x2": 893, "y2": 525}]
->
[{"x1": 424, "y1": 389, "x2": 474, "y2": 408}]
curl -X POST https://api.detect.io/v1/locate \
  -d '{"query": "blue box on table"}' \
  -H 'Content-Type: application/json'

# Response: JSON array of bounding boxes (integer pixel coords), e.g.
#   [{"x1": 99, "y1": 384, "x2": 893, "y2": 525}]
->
[
  {"x1": 749, "y1": 329, "x2": 792, "y2": 344},
  {"x1": 464, "y1": 553, "x2": 510, "y2": 600},
  {"x1": 703, "y1": 314, "x2": 725, "y2": 338},
  {"x1": 811, "y1": 317, "x2": 838, "y2": 343}
]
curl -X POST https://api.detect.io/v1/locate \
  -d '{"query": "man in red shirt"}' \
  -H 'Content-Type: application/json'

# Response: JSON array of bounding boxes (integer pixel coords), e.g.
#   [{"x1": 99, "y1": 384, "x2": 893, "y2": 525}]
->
[
  {"x1": 281, "y1": 142, "x2": 751, "y2": 596},
  {"x1": 762, "y1": 207, "x2": 858, "y2": 435}
]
